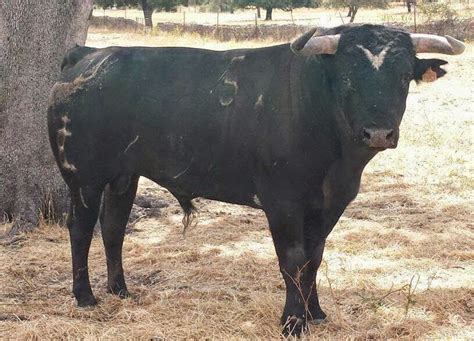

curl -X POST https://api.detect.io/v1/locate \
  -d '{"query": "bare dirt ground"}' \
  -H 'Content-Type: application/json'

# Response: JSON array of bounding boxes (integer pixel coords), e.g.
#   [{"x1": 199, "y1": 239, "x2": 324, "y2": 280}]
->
[{"x1": 0, "y1": 31, "x2": 473, "y2": 339}]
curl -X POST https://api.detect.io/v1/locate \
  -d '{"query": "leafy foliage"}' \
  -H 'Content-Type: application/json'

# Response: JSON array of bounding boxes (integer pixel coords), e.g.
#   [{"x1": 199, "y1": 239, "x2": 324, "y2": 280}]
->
[
  {"x1": 234, "y1": 0, "x2": 318, "y2": 20},
  {"x1": 94, "y1": 0, "x2": 185, "y2": 26},
  {"x1": 324, "y1": 0, "x2": 388, "y2": 10},
  {"x1": 235, "y1": 0, "x2": 316, "y2": 10},
  {"x1": 324, "y1": 0, "x2": 389, "y2": 22},
  {"x1": 201, "y1": 0, "x2": 235, "y2": 13},
  {"x1": 94, "y1": 0, "x2": 184, "y2": 12},
  {"x1": 418, "y1": 2, "x2": 457, "y2": 22}
]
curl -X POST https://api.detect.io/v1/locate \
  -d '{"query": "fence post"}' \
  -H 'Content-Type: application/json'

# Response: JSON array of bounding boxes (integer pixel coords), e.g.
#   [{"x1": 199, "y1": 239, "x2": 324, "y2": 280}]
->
[
  {"x1": 413, "y1": 0, "x2": 417, "y2": 32},
  {"x1": 254, "y1": 13, "x2": 259, "y2": 38},
  {"x1": 216, "y1": 11, "x2": 221, "y2": 38}
]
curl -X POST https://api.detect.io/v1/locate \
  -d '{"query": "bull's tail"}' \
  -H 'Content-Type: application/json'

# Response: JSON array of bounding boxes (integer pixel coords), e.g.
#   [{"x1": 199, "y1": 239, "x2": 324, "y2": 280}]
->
[{"x1": 178, "y1": 198, "x2": 197, "y2": 236}]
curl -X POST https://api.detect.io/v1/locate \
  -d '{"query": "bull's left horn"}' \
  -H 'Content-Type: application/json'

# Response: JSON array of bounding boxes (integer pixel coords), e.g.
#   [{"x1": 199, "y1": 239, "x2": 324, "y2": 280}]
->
[
  {"x1": 291, "y1": 31, "x2": 340, "y2": 56},
  {"x1": 411, "y1": 34, "x2": 465, "y2": 55}
]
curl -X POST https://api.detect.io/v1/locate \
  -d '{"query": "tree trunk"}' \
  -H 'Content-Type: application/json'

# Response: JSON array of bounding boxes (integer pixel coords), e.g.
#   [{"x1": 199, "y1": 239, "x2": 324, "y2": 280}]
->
[
  {"x1": 350, "y1": 6, "x2": 358, "y2": 23},
  {"x1": 265, "y1": 7, "x2": 273, "y2": 20},
  {"x1": 257, "y1": 6, "x2": 261, "y2": 18},
  {"x1": 140, "y1": 0, "x2": 154, "y2": 27},
  {"x1": 0, "y1": 0, "x2": 93, "y2": 235},
  {"x1": 347, "y1": 7, "x2": 352, "y2": 17}
]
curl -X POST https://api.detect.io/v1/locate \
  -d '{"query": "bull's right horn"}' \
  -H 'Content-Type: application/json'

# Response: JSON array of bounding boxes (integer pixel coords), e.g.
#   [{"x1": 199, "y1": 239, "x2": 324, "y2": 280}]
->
[
  {"x1": 411, "y1": 34, "x2": 466, "y2": 55},
  {"x1": 291, "y1": 30, "x2": 341, "y2": 56}
]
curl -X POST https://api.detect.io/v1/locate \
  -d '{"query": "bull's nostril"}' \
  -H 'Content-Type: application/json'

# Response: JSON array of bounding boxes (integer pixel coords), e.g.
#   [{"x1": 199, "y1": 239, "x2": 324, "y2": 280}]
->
[
  {"x1": 362, "y1": 129, "x2": 371, "y2": 140},
  {"x1": 386, "y1": 130, "x2": 394, "y2": 140}
]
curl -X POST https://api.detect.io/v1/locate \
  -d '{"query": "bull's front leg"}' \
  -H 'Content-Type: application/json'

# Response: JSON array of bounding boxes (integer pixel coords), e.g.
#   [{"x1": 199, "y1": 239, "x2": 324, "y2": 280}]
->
[
  {"x1": 303, "y1": 210, "x2": 328, "y2": 323},
  {"x1": 263, "y1": 200, "x2": 313, "y2": 336},
  {"x1": 300, "y1": 165, "x2": 363, "y2": 323}
]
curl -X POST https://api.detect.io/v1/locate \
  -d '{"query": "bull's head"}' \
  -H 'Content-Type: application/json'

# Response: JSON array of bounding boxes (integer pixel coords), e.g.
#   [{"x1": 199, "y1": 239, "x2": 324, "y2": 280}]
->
[{"x1": 291, "y1": 25, "x2": 465, "y2": 150}]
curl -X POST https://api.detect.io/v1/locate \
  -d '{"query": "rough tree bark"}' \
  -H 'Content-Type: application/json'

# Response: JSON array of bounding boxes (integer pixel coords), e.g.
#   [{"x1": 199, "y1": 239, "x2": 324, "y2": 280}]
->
[
  {"x1": 140, "y1": 0, "x2": 154, "y2": 27},
  {"x1": 0, "y1": 0, "x2": 93, "y2": 235}
]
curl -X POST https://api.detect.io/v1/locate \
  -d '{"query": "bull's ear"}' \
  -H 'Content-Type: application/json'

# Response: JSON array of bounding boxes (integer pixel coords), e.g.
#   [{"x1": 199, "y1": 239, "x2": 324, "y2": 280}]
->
[{"x1": 415, "y1": 58, "x2": 448, "y2": 82}]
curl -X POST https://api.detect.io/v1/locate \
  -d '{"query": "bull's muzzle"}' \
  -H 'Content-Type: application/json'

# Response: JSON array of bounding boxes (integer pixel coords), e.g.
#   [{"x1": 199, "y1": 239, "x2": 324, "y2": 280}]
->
[{"x1": 362, "y1": 128, "x2": 398, "y2": 149}]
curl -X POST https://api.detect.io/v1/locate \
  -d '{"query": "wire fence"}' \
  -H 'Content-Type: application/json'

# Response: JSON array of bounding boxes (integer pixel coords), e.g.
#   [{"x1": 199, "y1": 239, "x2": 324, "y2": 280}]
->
[{"x1": 91, "y1": 3, "x2": 473, "y2": 41}]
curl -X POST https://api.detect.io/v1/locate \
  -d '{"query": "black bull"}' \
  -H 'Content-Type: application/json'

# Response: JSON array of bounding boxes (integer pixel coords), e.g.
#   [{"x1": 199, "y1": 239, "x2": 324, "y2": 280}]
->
[{"x1": 47, "y1": 24, "x2": 464, "y2": 335}]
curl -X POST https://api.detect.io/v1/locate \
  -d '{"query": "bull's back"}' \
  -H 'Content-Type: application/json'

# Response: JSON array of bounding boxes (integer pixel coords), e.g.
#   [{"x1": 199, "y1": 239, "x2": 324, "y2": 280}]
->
[{"x1": 48, "y1": 45, "x2": 261, "y2": 200}]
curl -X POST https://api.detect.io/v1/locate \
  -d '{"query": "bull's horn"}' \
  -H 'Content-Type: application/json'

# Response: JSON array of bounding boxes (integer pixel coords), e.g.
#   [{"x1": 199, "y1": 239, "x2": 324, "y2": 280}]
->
[
  {"x1": 411, "y1": 34, "x2": 465, "y2": 55},
  {"x1": 291, "y1": 31, "x2": 340, "y2": 56}
]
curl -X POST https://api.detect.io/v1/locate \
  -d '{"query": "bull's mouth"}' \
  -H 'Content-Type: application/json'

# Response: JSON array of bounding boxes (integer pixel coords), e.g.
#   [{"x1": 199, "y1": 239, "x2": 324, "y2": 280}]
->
[
  {"x1": 362, "y1": 141, "x2": 398, "y2": 150},
  {"x1": 370, "y1": 146, "x2": 389, "y2": 152}
]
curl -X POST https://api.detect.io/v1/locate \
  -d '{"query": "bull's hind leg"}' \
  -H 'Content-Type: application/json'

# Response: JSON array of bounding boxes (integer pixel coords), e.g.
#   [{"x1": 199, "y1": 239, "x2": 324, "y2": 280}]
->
[
  {"x1": 100, "y1": 175, "x2": 139, "y2": 298},
  {"x1": 69, "y1": 185, "x2": 103, "y2": 307}
]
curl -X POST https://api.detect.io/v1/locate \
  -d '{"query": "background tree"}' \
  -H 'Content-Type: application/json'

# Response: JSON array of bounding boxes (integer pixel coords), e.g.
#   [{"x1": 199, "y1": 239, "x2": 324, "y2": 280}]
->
[
  {"x1": 203, "y1": 0, "x2": 236, "y2": 13},
  {"x1": 0, "y1": 0, "x2": 94, "y2": 235},
  {"x1": 95, "y1": 0, "x2": 185, "y2": 27},
  {"x1": 235, "y1": 0, "x2": 316, "y2": 20},
  {"x1": 324, "y1": 0, "x2": 389, "y2": 22}
]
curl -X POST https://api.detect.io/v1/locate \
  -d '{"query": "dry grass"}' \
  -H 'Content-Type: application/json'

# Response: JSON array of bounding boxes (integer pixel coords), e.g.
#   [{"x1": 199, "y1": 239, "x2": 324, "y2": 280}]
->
[{"x1": 0, "y1": 34, "x2": 473, "y2": 339}]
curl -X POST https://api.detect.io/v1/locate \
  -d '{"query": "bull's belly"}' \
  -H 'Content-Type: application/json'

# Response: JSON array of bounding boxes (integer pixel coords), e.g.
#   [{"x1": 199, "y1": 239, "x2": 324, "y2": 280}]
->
[
  {"x1": 135, "y1": 150, "x2": 261, "y2": 209},
  {"x1": 143, "y1": 168, "x2": 260, "y2": 209}
]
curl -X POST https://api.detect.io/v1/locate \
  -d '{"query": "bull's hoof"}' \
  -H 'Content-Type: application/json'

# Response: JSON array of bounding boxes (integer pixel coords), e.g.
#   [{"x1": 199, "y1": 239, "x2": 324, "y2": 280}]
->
[
  {"x1": 76, "y1": 295, "x2": 97, "y2": 307},
  {"x1": 281, "y1": 315, "x2": 307, "y2": 337},
  {"x1": 308, "y1": 317, "x2": 327, "y2": 325},
  {"x1": 108, "y1": 286, "x2": 130, "y2": 299},
  {"x1": 308, "y1": 307, "x2": 327, "y2": 324}
]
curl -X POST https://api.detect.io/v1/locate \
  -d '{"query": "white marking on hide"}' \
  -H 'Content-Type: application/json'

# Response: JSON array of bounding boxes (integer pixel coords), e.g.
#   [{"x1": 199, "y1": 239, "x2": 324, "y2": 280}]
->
[
  {"x1": 62, "y1": 159, "x2": 77, "y2": 172},
  {"x1": 124, "y1": 135, "x2": 139, "y2": 154},
  {"x1": 357, "y1": 45, "x2": 391, "y2": 71},
  {"x1": 231, "y1": 55, "x2": 245, "y2": 63},
  {"x1": 61, "y1": 116, "x2": 71, "y2": 125},
  {"x1": 49, "y1": 53, "x2": 114, "y2": 105},
  {"x1": 322, "y1": 175, "x2": 331, "y2": 209},
  {"x1": 79, "y1": 188, "x2": 89, "y2": 209},
  {"x1": 219, "y1": 98, "x2": 233, "y2": 106},
  {"x1": 219, "y1": 77, "x2": 238, "y2": 107},
  {"x1": 173, "y1": 158, "x2": 194, "y2": 179},
  {"x1": 57, "y1": 115, "x2": 77, "y2": 172},
  {"x1": 57, "y1": 127, "x2": 72, "y2": 138},
  {"x1": 224, "y1": 78, "x2": 238, "y2": 92},
  {"x1": 255, "y1": 94, "x2": 264, "y2": 108},
  {"x1": 81, "y1": 53, "x2": 114, "y2": 82},
  {"x1": 253, "y1": 194, "x2": 262, "y2": 206}
]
